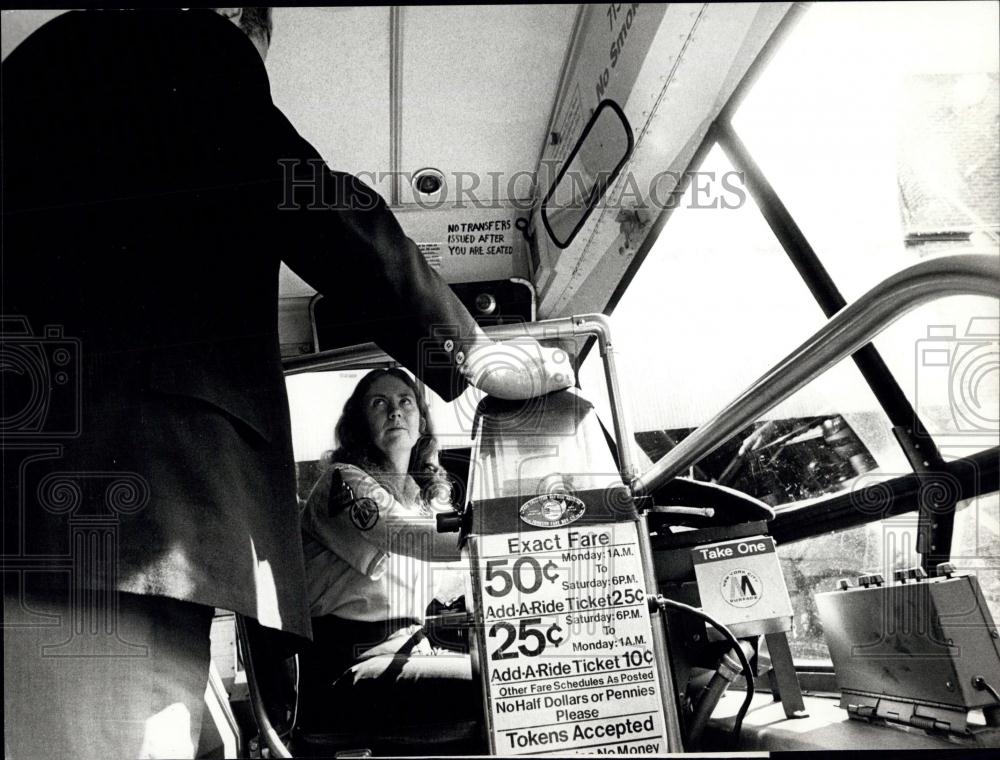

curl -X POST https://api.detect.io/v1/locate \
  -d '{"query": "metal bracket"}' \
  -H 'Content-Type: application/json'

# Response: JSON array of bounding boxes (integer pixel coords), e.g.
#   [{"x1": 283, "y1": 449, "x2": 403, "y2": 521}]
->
[
  {"x1": 891, "y1": 424, "x2": 957, "y2": 570},
  {"x1": 845, "y1": 693, "x2": 967, "y2": 736},
  {"x1": 764, "y1": 632, "x2": 808, "y2": 719}
]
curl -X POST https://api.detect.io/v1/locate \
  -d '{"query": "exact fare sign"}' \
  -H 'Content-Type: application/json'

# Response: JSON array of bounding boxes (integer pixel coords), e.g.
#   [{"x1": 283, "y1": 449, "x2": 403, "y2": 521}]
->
[{"x1": 475, "y1": 522, "x2": 669, "y2": 756}]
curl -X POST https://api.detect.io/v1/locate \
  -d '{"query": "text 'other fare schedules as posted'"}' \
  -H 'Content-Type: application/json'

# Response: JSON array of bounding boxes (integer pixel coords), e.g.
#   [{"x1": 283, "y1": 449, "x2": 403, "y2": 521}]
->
[{"x1": 478, "y1": 522, "x2": 669, "y2": 755}]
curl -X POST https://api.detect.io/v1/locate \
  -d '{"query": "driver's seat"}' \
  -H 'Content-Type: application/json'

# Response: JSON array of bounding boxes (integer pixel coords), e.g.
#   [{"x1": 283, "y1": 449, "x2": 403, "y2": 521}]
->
[{"x1": 235, "y1": 614, "x2": 483, "y2": 757}]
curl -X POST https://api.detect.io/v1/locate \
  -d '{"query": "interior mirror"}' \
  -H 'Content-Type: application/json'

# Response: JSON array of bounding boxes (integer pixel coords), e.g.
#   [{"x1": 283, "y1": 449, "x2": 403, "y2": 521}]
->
[{"x1": 541, "y1": 100, "x2": 633, "y2": 249}]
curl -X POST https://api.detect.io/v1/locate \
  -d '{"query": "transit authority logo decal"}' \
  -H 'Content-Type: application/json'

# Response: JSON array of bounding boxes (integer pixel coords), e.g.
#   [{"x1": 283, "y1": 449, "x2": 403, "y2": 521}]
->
[
  {"x1": 350, "y1": 498, "x2": 379, "y2": 531},
  {"x1": 519, "y1": 492, "x2": 586, "y2": 528},
  {"x1": 721, "y1": 569, "x2": 762, "y2": 608}
]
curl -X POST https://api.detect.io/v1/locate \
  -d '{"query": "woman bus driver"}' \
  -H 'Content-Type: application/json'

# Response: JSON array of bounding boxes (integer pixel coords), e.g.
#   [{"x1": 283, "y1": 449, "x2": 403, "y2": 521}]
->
[{"x1": 297, "y1": 368, "x2": 477, "y2": 733}]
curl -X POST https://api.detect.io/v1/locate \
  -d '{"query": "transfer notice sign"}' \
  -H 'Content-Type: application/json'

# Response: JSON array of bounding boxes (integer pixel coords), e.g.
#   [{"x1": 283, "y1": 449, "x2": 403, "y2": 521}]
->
[{"x1": 475, "y1": 521, "x2": 669, "y2": 755}]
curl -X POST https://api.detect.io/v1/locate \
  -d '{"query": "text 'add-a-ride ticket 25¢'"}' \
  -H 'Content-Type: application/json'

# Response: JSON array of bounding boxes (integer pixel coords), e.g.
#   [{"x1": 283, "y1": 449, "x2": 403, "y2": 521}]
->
[{"x1": 477, "y1": 522, "x2": 669, "y2": 756}]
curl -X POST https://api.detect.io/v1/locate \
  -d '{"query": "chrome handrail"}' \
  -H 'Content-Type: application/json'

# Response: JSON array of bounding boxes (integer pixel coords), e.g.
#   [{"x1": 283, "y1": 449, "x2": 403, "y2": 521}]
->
[
  {"x1": 633, "y1": 254, "x2": 1000, "y2": 496},
  {"x1": 284, "y1": 313, "x2": 640, "y2": 483}
]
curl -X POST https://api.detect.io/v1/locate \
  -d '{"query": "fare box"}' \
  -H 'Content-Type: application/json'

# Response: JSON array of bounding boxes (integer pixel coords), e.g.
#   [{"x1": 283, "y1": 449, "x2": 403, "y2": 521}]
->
[
  {"x1": 474, "y1": 522, "x2": 669, "y2": 756},
  {"x1": 691, "y1": 536, "x2": 793, "y2": 631}
]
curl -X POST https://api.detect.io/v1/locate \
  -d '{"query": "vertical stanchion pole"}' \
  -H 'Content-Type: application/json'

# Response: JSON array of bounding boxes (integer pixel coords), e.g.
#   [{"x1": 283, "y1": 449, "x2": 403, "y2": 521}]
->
[
  {"x1": 634, "y1": 513, "x2": 685, "y2": 751},
  {"x1": 587, "y1": 315, "x2": 686, "y2": 751}
]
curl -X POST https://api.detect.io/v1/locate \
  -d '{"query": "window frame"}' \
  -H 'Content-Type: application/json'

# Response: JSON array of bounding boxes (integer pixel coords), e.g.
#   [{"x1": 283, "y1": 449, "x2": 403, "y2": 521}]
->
[{"x1": 583, "y1": 3, "x2": 1000, "y2": 566}]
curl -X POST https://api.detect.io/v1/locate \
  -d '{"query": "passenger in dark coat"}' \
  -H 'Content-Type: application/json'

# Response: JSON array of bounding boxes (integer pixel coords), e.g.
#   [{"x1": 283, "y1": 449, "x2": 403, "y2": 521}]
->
[{"x1": 1, "y1": 8, "x2": 570, "y2": 757}]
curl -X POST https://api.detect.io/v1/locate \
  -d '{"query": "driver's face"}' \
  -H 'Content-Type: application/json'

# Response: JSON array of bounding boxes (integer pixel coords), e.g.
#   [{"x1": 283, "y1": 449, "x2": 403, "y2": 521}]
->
[{"x1": 363, "y1": 375, "x2": 421, "y2": 460}]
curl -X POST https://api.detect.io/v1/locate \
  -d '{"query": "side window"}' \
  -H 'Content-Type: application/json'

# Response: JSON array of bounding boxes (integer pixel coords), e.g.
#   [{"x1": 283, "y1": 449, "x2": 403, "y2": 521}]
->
[
  {"x1": 578, "y1": 147, "x2": 919, "y2": 663},
  {"x1": 733, "y1": 0, "x2": 999, "y2": 456},
  {"x1": 579, "y1": 144, "x2": 910, "y2": 509},
  {"x1": 582, "y1": 1, "x2": 998, "y2": 662}
]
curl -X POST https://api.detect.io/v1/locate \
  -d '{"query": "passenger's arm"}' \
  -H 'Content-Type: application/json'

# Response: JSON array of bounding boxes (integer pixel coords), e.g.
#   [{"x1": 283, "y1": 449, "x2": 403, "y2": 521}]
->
[
  {"x1": 461, "y1": 337, "x2": 574, "y2": 401},
  {"x1": 303, "y1": 466, "x2": 461, "y2": 570},
  {"x1": 183, "y1": 26, "x2": 573, "y2": 402},
  {"x1": 264, "y1": 108, "x2": 574, "y2": 401}
]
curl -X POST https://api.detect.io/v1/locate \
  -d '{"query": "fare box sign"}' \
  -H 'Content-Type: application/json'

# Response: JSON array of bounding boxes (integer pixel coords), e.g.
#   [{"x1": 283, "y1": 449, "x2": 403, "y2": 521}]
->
[
  {"x1": 691, "y1": 536, "x2": 793, "y2": 628},
  {"x1": 476, "y1": 522, "x2": 669, "y2": 756}
]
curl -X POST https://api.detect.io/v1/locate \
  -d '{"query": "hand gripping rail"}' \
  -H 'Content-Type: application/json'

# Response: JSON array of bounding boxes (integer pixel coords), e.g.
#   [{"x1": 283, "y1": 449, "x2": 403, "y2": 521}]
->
[
  {"x1": 284, "y1": 314, "x2": 641, "y2": 485},
  {"x1": 633, "y1": 254, "x2": 1000, "y2": 496}
]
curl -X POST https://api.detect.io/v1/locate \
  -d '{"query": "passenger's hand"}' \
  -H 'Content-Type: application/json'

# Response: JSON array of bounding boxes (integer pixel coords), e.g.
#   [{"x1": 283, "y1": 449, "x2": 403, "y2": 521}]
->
[{"x1": 461, "y1": 338, "x2": 575, "y2": 400}]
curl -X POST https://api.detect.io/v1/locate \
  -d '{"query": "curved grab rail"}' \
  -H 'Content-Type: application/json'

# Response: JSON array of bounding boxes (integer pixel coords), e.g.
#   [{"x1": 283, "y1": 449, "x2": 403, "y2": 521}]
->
[
  {"x1": 283, "y1": 318, "x2": 593, "y2": 374},
  {"x1": 283, "y1": 312, "x2": 639, "y2": 482},
  {"x1": 633, "y1": 254, "x2": 1000, "y2": 496}
]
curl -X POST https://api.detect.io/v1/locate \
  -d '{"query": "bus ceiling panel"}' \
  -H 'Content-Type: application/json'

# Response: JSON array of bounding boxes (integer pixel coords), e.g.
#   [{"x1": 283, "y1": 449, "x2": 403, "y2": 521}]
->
[
  {"x1": 269, "y1": 6, "x2": 580, "y2": 210},
  {"x1": 267, "y1": 7, "x2": 393, "y2": 201},
  {"x1": 533, "y1": 2, "x2": 792, "y2": 319},
  {"x1": 0, "y1": 9, "x2": 66, "y2": 60},
  {"x1": 395, "y1": 5, "x2": 578, "y2": 208},
  {"x1": 268, "y1": 6, "x2": 578, "y2": 297}
]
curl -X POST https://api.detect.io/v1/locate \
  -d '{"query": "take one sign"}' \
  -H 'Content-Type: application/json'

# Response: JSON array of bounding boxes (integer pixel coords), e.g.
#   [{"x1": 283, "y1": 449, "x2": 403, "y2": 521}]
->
[{"x1": 691, "y1": 536, "x2": 793, "y2": 629}]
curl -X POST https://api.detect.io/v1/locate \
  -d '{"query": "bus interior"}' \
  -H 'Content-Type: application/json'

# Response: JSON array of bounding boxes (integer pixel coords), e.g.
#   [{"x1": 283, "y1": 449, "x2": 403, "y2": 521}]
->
[{"x1": 2, "y1": 2, "x2": 999, "y2": 757}]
